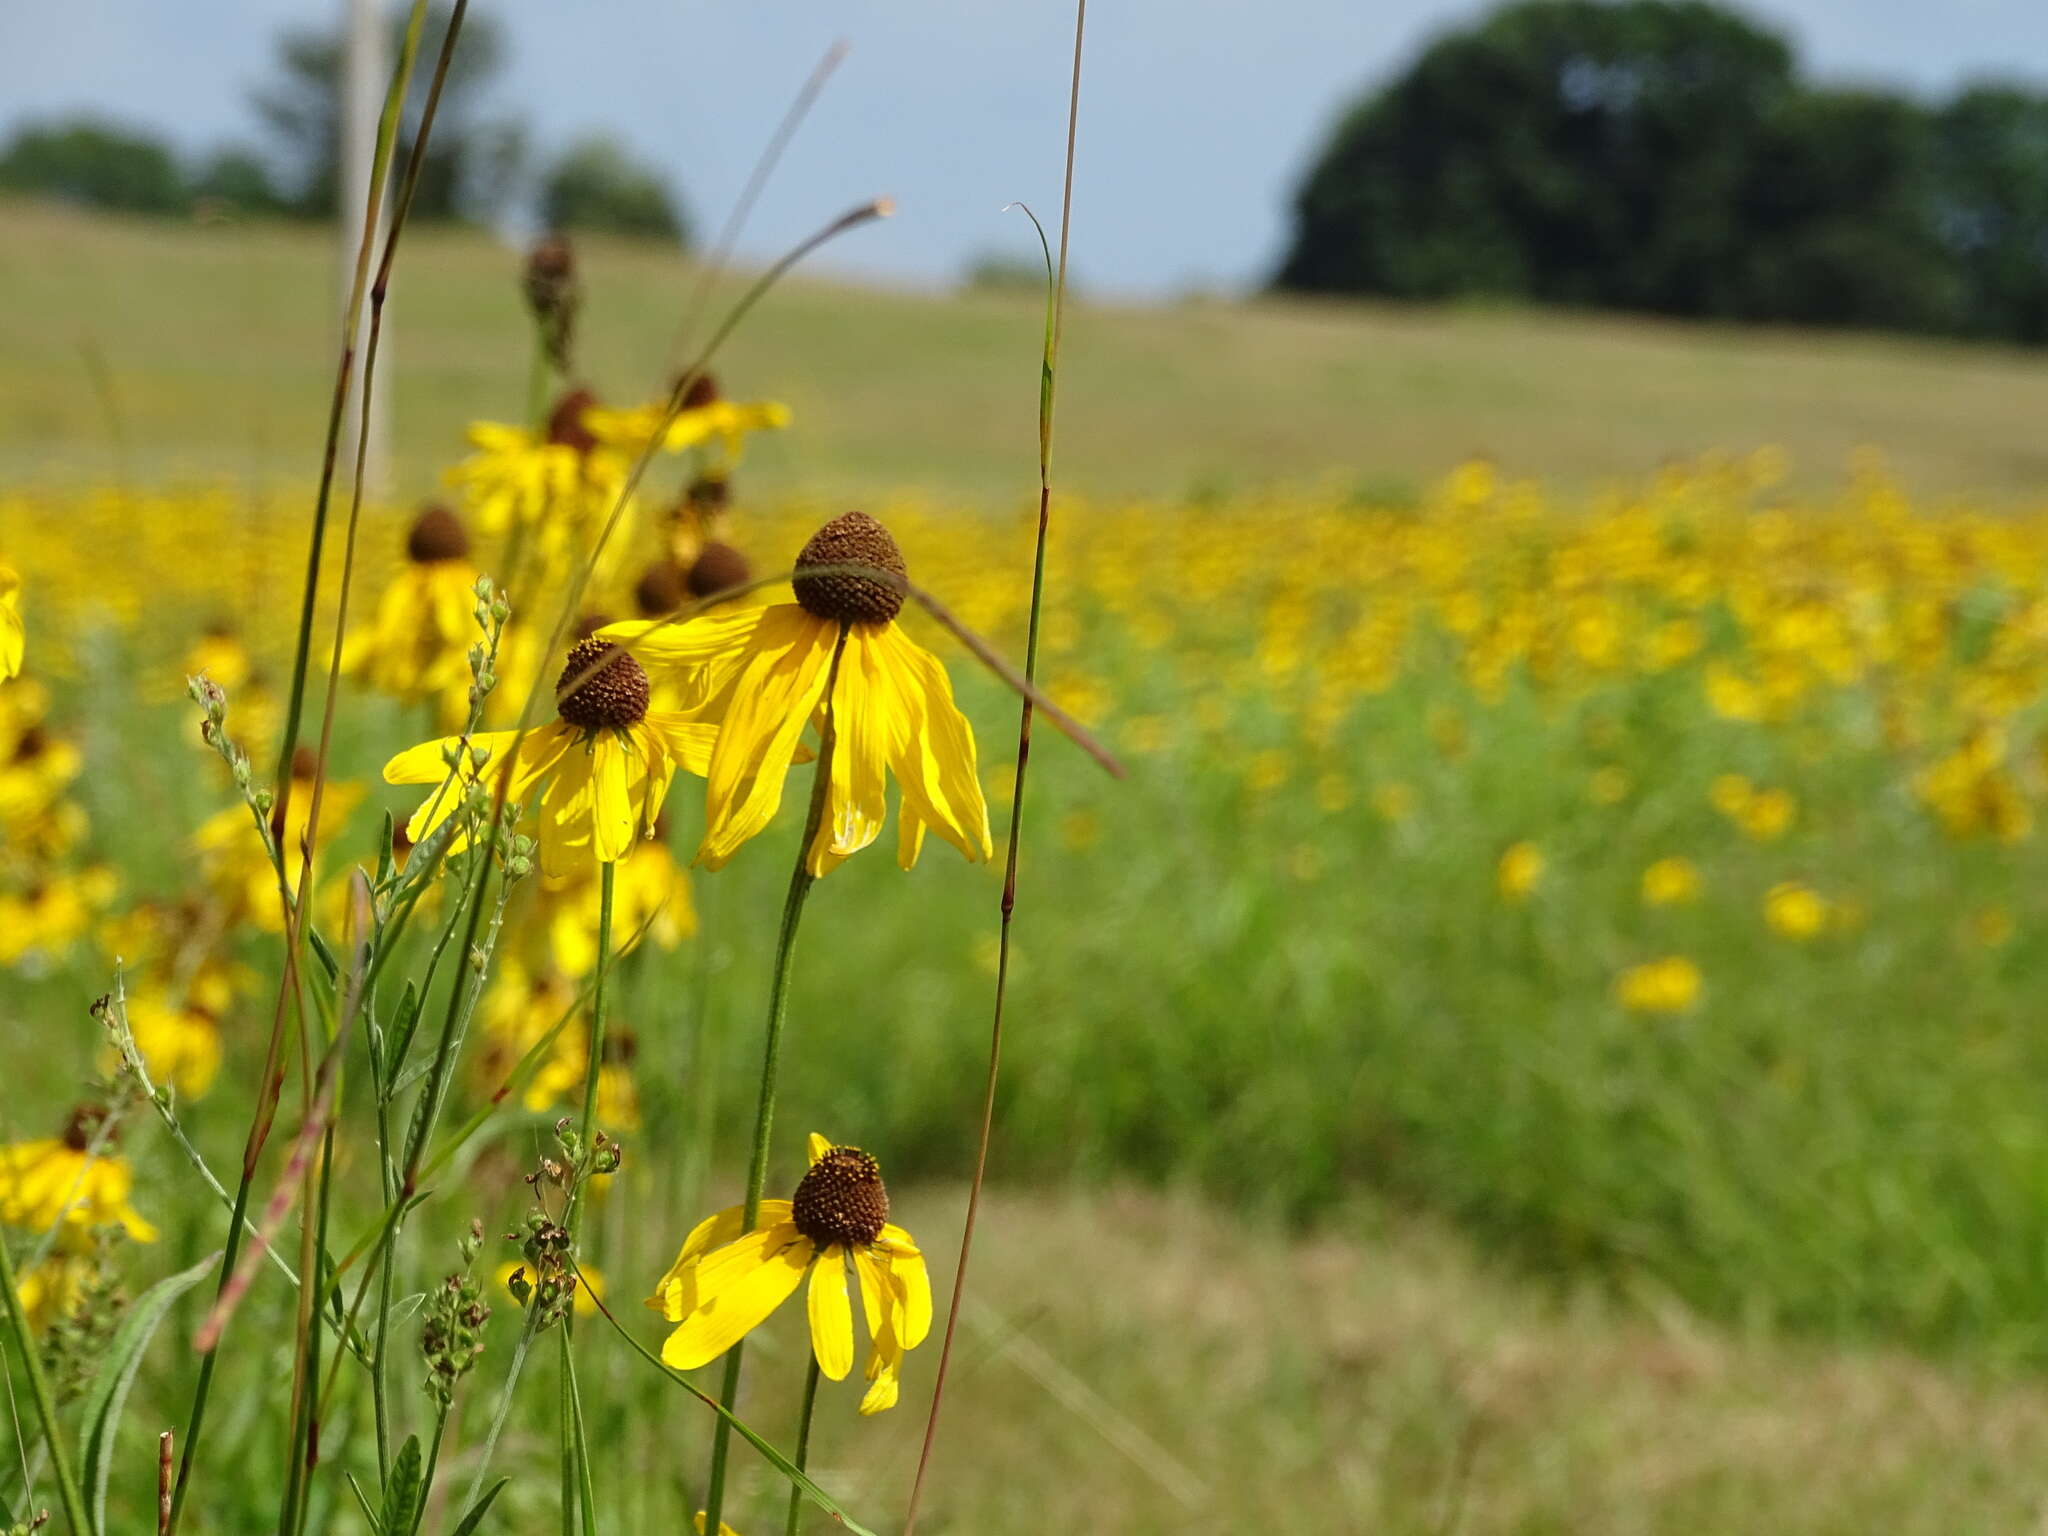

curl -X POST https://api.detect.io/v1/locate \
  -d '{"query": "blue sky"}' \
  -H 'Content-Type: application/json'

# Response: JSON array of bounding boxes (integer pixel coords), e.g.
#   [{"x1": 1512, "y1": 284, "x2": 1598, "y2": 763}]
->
[{"x1": 4, "y1": 1, "x2": 2044, "y2": 296}]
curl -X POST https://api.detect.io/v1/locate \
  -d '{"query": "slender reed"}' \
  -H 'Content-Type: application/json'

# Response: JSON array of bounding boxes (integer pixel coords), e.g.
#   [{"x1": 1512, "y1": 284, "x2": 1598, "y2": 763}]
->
[
  {"x1": 903, "y1": 6, "x2": 1087, "y2": 1530},
  {"x1": 700, "y1": 627, "x2": 848, "y2": 1536},
  {"x1": 0, "y1": 1228, "x2": 88, "y2": 1535}
]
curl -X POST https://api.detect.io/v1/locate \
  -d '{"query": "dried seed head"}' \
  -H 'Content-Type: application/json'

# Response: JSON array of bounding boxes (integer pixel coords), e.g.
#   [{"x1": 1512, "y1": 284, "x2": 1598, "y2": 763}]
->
[
  {"x1": 791, "y1": 1145, "x2": 889, "y2": 1248},
  {"x1": 677, "y1": 372, "x2": 719, "y2": 411},
  {"x1": 555, "y1": 637, "x2": 649, "y2": 730},
  {"x1": 546, "y1": 388, "x2": 599, "y2": 455},
  {"x1": 793, "y1": 512, "x2": 906, "y2": 625},
  {"x1": 572, "y1": 612, "x2": 613, "y2": 641},
  {"x1": 12, "y1": 725, "x2": 47, "y2": 763},
  {"x1": 634, "y1": 560, "x2": 688, "y2": 617},
  {"x1": 406, "y1": 503, "x2": 471, "y2": 564},
  {"x1": 524, "y1": 236, "x2": 581, "y2": 373},
  {"x1": 290, "y1": 746, "x2": 321, "y2": 780},
  {"x1": 686, "y1": 541, "x2": 751, "y2": 599}
]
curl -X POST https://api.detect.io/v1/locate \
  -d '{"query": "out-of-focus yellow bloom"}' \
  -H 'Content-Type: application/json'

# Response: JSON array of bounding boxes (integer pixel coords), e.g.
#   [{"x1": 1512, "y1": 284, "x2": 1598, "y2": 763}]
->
[
  {"x1": 1917, "y1": 729, "x2": 2032, "y2": 842},
  {"x1": 541, "y1": 830, "x2": 694, "y2": 977},
  {"x1": 185, "y1": 623, "x2": 251, "y2": 693},
  {"x1": 1615, "y1": 956, "x2": 1703, "y2": 1014},
  {"x1": 1589, "y1": 765, "x2": 1631, "y2": 805},
  {"x1": 193, "y1": 752, "x2": 365, "y2": 933},
  {"x1": 1763, "y1": 881, "x2": 1830, "y2": 941},
  {"x1": 446, "y1": 391, "x2": 633, "y2": 541},
  {"x1": 1712, "y1": 775, "x2": 1795, "y2": 841},
  {"x1": 649, "y1": 1133, "x2": 930, "y2": 1415},
  {"x1": 601, "y1": 512, "x2": 992, "y2": 877},
  {"x1": 0, "y1": 563, "x2": 22, "y2": 679},
  {"x1": 1370, "y1": 782, "x2": 1415, "y2": 822},
  {"x1": 1497, "y1": 841, "x2": 1544, "y2": 903},
  {"x1": 0, "y1": 867, "x2": 118, "y2": 967},
  {"x1": 114, "y1": 997, "x2": 223, "y2": 1100},
  {"x1": 1640, "y1": 857, "x2": 1701, "y2": 907},
  {"x1": 17, "y1": 1252, "x2": 91, "y2": 1331},
  {"x1": 0, "y1": 1113, "x2": 156, "y2": 1243},
  {"x1": 342, "y1": 506, "x2": 481, "y2": 720},
  {"x1": 585, "y1": 374, "x2": 791, "y2": 465},
  {"x1": 477, "y1": 963, "x2": 639, "y2": 1128},
  {"x1": 1969, "y1": 905, "x2": 2015, "y2": 948},
  {"x1": 385, "y1": 638, "x2": 712, "y2": 880}
]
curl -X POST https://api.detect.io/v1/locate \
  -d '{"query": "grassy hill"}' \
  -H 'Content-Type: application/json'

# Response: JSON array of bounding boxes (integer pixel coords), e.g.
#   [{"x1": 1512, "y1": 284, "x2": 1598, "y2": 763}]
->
[{"x1": 5, "y1": 198, "x2": 2048, "y2": 502}]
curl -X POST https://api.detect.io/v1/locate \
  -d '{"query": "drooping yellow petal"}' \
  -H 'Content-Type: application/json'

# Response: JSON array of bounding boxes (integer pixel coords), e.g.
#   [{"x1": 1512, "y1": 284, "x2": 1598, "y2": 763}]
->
[
  {"x1": 871, "y1": 625, "x2": 992, "y2": 864},
  {"x1": 659, "y1": 1223, "x2": 813, "y2": 1371},
  {"x1": 806, "y1": 1132, "x2": 832, "y2": 1166},
  {"x1": 588, "y1": 732, "x2": 639, "y2": 866},
  {"x1": 600, "y1": 609, "x2": 768, "y2": 702},
  {"x1": 698, "y1": 607, "x2": 838, "y2": 870},
  {"x1": 891, "y1": 1241, "x2": 934, "y2": 1348},
  {"x1": 806, "y1": 1244, "x2": 855, "y2": 1381},
  {"x1": 643, "y1": 712, "x2": 718, "y2": 777},
  {"x1": 646, "y1": 1203, "x2": 747, "y2": 1313},
  {"x1": 852, "y1": 1243, "x2": 894, "y2": 1343},
  {"x1": 537, "y1": 744, "x2": 597, "y2": 878},
  {"x1": 808, "y1": 625, "x2": 892, "y2": 877}
]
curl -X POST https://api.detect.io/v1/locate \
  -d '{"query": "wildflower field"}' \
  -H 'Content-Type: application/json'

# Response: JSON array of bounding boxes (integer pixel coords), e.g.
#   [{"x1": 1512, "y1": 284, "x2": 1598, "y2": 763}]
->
[
  {"x1": 14, "y1": 434, "x2": 2048, "y2": 1529},
  {"x1": 10, "y1": 17, "x2": 2048, "y2": 1521}
]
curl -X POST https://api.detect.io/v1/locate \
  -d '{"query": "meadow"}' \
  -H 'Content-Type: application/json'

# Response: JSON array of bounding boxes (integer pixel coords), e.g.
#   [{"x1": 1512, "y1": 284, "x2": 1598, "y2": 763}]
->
[{"x1": 7, "y1": 197, "x2": 2048, "y2": 1532}]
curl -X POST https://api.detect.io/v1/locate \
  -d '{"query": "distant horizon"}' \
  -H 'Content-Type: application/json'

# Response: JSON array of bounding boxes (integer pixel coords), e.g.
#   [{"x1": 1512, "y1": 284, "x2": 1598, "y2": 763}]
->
[{"x1": 3, "y1": 0, "x2": 2044, "y2": 299}]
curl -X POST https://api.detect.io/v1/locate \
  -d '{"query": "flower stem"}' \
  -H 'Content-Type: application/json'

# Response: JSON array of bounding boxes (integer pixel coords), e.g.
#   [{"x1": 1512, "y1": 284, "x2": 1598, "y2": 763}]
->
[
  {"x1": 701, "y1": 626, "x2": 848, "y2": 1536},
  {"x1": 557, "y1": 859, "x2": 613, "y2": 1534},
  {"x1": 781, "y1": 1357, "x2": 822, "y2": 1536},
  {"x1": 0, "y1": 1232, "x2": 88, "y2": 1536}
]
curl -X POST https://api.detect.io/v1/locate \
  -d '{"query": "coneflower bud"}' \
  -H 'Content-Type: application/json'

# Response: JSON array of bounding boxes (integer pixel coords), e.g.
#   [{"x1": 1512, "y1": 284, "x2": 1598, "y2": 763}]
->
[
  {"x1": 633, "y1": 560, "x2": 688, "y2": 617},
  {"x1": 406, "y1": 504, "x2": 471, "y2": 564},
  {"x1": 793, "y1": 511, "x2": 906, "y2": 625},
  {"x1": 686, "y1": 474, "x2": 731, "y2": 514},
  {"x1": 61, "y1": 1104, "x2": 113, "y2": 1152},
  {"x1": 523, "y1": 233, "x2": 580, "y2": 373},
  {"x1": 676, "y1": 372, "x2": 719, "y2": 411},
  {"x1": 546, "y1": 388, "x2": 599, "y2": 456},
  {"x1": 792, "y1": 1146, "x2": 889, "y2": 1247},
  {"x1": 686, "y1": 541, "x2": 751, "y2": 600},
  {"x1": 555, "y1": 637, "x2": 649, "y2": 730}
]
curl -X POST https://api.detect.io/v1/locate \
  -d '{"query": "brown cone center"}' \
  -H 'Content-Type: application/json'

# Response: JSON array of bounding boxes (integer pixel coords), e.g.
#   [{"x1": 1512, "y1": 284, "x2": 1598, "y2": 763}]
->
[
  {"x1": 792, "y1": 511, "x2": 906, "y2": 625},
  {"x1": 791, "y1": 1147, "x2": 889, "y2": 1248},
  {"x1": 555, "y1": 638, "x2": 650, "y2": 730}
]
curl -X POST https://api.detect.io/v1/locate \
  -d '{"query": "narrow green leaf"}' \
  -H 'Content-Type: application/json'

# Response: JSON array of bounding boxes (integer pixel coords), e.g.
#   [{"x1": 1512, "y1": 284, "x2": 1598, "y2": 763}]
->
[
  {"x1": 345, "y1": 1470, "x2": 380, "y2": 1529},
  {"x1": 78, "y1": 1251, "x2": 221, "y2": 1534},
  {"x1": 380, "y1": 1433, "x2": 423, "y2": 1535},
  {"x1": 449, "y1": 1477, "x2": 509, "y2": 1535}
]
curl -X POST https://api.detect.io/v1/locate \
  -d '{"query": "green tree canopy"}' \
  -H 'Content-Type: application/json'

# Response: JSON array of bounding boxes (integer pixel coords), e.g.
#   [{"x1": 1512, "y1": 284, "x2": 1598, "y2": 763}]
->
[
  {"x1": 539, "y1": 137, "x2": 689, "y2": 244},
  {"x1": 1276, "y1": 0, "x2": 2048, "y2": 343},
  {"x1": 0, "y1": 118, "x2": 191, "y2": 215}
]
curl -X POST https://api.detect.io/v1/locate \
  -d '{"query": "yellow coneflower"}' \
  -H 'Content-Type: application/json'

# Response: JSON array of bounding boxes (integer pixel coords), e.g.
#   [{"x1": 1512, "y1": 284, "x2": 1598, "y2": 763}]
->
[
  {"x1": 342, "y1": 505, "x2": 481, "y2": 719},
  {"x1": 0, "y1": 563, "x2": 22, "y2": 680},
  {"x1": 586, "y1": 374, "x2": 790, "y2": 467},
  {"x1": 541, "y1": 822, "x2": 694, "y2": 977},
  {"x1": 0, "y1": 718, "x2": 83, "y2": 825},
  {"x1": 1496, "y1": 840, "x2": 1544, "y2": 903},
  {"x1": 1763, "y1": 880, "x2": 1830, "y2": 941},
  {"x1": 648, "y1": 1133, "x2": 931, "y2": 1415},
  {"x1": 0, "y1": 1109, "x2": 156, "y2": 1243},
  {"x1": 600, "y1": 512, "x2": 993, "y2": 876},
  {"x1": 192, "y1": 748, "x2": 365, "y2": 933},
  {"x1": 1641, "y1": 856, "x2": 1701, "y2": 907},
  {"x1": 1614, "y1": 956, "x2": 1703, "y2": 1014},
  {"x1": 384, "y1": 637, "x2": 713, "y2": 879},
  {"x1": 185, "y1": 620, "x2": 252, "y2": 694}
]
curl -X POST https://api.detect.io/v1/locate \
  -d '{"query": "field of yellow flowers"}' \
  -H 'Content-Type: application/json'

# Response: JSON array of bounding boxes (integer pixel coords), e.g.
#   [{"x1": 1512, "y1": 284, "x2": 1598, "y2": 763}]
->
[{"x1": 10, "y1": 440, "x2": 2048, "y2": 1403}]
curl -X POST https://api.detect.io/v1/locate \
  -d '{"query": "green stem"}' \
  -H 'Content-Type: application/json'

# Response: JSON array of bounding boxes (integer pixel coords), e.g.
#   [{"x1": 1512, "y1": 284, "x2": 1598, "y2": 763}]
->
[
  {"x1": 780, "y1": 1358, "x2": 823, "y2": 1536},
  {"x1": 701, "y1": 627, "x2": 847, "y2": 1536},
  {"x1": 560, "y1": 1331, "x2": 599, "y2": 1536},
  {"x1": 410, "y1": 1409, "x2": 449, "y2": 1536},
  {"x1": 0, "y1": 1233, "x2": 88, "y2": 1535},
  {"x1": 459, "y1": 1308, "x2": 537, "y2": 1514}
]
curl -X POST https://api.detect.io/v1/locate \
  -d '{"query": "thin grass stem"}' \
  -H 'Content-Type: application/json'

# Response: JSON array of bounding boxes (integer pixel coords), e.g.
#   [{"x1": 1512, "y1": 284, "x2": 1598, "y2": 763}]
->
[
  {"x1": 0, "y1": 1230, "x2": 88, "y2": 1536},
  {"x1": 781, "y1": 1357, "x2": 823, "y2": 1536},
  {"x1": 902, "y1": 7, "x2": 1087, "y2": 1530}
]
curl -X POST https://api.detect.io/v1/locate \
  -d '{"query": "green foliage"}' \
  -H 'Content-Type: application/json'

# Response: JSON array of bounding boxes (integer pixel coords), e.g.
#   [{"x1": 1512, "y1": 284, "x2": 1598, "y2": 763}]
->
[
  {"x1": 0, "y1": 117, "x2": 192, "y2": 215},
  {"x1": 1278, "y1": 0, "x2": 2048, "y2": 343},
  {"x1": 538, "y1": 137, "x2": 689, "y2": 245}
]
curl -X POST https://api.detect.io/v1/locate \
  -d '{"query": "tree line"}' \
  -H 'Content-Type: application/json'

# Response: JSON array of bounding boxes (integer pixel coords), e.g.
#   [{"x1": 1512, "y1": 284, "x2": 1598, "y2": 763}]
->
[
  {"x1": 0, "y1": 4, "x2": 688, "y2": 243},
  {"x1": 1276, "y1": 0, "x2": 2048, "y2": 343}
]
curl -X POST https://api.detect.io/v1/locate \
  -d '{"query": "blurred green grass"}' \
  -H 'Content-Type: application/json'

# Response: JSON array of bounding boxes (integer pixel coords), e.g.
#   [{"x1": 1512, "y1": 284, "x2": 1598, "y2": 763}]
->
[{"x1": 10, "y1": 198, "x2": 2048, "y2": 500}]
